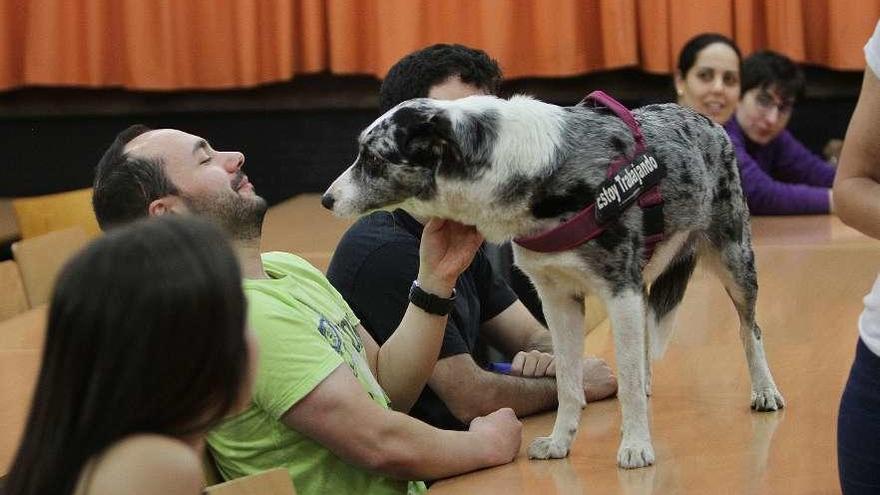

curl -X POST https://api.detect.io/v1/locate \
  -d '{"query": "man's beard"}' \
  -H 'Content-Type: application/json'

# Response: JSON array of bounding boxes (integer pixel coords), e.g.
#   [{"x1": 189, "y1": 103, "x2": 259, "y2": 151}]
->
[{"x1": 180, "y1": 190, "x2": 268, "y2": 241}]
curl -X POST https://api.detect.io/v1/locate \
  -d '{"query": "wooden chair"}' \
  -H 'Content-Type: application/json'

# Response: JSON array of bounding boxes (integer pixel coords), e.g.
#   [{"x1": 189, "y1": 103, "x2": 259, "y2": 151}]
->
[
  {"x1": 11, "y1": 227, "x2": 89, "y2": 308},
  {"x1": 0, "y1": 261, "x2": 28, "y2": 321},
  {"x1": 11, "y1": 188, "x2": 101, "y2": 240},
  {"x1": 0, "y1": 199, "x2": 20, "y2": 246},
  {"x1": 204, "y1": 468, "x2": 296, "y2": 495},
  {"x1": 0, "y1": 305, "x2": 47, "y2": 351}
]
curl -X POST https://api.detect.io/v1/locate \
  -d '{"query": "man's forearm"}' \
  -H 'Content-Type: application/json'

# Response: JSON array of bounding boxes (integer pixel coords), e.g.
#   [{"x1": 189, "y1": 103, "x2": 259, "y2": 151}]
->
[
  {"x1": 377, "y1": 303, "x2": 449, "y2": 412},
  {"x1": 447, "y1": 371, "x2": 558, "y2": 423},
  {"x1": 370, "y1": 411, "x2": 510, "y2": 480},
  {"x1": 285, "y1": 365, "x2": 517, "y2": 482}
]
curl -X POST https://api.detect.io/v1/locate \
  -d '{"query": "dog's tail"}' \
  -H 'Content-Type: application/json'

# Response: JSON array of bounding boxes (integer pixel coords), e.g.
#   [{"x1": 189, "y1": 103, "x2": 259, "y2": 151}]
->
[{"x1": 647, "y1": 249, "x2": 697, "y2": 359}]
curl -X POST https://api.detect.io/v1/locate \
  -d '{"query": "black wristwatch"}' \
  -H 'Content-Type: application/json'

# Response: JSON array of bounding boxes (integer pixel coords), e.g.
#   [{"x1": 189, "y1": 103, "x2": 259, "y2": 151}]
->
[{"x1": 408, "y1": 280, "x2": 456, "y2": 316}]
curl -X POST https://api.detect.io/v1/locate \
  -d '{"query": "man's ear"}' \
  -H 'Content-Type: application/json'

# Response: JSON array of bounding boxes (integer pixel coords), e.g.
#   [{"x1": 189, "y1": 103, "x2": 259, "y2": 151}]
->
[{"x1": 148, "y1": 196, "x2": 184, "y2": 217}]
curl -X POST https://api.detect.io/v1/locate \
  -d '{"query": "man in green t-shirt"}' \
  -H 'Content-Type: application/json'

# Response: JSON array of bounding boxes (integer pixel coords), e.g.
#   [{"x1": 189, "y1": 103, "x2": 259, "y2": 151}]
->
[{"x1": 91, "y1": 125, "x2": 523, "y2": 494}]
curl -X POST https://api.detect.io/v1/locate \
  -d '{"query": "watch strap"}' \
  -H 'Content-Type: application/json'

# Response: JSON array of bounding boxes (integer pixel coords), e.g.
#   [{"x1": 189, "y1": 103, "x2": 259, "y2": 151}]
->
[{"x1": 408, "y1": 281, "x2": 456, "y2": 316}]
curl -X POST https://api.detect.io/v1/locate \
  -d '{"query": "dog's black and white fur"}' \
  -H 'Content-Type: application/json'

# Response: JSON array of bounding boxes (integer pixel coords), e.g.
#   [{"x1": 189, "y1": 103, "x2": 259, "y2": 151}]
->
[{"x1": 322, "y1": 95, "x2": 784, "y2": 468}]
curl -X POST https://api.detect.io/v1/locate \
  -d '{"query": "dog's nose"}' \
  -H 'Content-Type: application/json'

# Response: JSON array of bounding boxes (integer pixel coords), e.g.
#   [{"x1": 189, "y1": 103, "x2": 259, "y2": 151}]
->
[{"x1": 320, "y1": 193, "x2": 335, "y2": 210}]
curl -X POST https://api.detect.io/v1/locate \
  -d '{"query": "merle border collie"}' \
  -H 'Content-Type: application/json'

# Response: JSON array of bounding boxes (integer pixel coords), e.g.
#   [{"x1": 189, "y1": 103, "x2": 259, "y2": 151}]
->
[{"x1": 322, "y1": 94, "x2": 784, "y2": 468}]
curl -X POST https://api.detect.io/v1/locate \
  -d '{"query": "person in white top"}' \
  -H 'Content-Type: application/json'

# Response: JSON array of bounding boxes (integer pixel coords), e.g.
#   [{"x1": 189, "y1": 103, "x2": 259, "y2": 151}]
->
[{"x1": 833, "y1": 18, "x2": 880, "y2": 495}]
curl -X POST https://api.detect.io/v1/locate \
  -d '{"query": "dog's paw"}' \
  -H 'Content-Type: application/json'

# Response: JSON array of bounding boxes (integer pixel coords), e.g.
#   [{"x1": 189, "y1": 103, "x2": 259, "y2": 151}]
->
[
  {"x1": 617, "y1": 440, "x2": 655, "y2": 469},
  {"x1": 751, "y1": 387, "x2": 785, "y2": 411},
  {"x1": 528, "y1": 436, "x2": 570, "y2": 459}
]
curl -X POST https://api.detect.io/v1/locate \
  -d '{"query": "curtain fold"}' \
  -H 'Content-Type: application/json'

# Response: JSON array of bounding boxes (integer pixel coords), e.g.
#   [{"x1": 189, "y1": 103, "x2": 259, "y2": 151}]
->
[
  {"x1": 0, "y1": 0, "x2": 877, "y2": 91},
  {"x1": 2, "y1": 0, "x2": 323, "y2": 90},
  {"x1": 326, "y1": 0, "x2": 640, "y2": 79}
]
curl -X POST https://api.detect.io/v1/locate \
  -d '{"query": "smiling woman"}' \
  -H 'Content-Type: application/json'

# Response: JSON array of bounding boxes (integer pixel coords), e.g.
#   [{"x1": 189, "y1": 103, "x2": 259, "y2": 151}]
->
[{"x1": 674, "y1": 33, "x2": 742, "y2": 124}]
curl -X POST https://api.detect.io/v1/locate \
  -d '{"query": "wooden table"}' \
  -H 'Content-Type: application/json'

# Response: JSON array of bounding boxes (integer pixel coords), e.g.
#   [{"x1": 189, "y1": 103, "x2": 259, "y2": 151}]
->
[{"x1": 430, "y1": 215, "x2": 878, "y2": 494}]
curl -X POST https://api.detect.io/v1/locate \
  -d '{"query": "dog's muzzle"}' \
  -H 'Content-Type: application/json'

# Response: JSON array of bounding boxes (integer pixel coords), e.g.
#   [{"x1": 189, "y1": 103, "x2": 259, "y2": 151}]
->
[{"x1": 320, "y1": 193, "x2": 335, "y2": 211}]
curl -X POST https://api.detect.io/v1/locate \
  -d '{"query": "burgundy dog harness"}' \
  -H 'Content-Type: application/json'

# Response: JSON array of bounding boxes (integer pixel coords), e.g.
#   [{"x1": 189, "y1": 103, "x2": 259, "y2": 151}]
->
[{"x1": 513, "y1": 91, "x2": 666, "y2": 263}]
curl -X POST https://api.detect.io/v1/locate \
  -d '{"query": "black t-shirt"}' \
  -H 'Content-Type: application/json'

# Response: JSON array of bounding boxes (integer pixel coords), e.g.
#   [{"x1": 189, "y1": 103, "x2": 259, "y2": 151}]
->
[{"x1": 327, "y1": 209, "x2": 518, "y2": 430}]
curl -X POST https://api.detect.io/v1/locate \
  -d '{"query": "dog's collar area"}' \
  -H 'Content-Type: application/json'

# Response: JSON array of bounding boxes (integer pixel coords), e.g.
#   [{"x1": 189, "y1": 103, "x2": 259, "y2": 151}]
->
[{"x1": 513, "y1": 91, "x2": 665, "y2": 258}]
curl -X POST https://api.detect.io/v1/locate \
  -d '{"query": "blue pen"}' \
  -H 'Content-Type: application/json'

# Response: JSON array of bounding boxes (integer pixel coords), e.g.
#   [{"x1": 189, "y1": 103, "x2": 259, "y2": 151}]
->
[{"x1": 489, "y1": 362, "x2": 512, "y2": 374}]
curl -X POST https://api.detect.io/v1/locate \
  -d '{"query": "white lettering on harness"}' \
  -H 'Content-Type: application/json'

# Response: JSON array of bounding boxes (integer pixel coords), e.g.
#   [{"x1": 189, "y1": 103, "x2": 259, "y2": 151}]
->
[
  {"x1": 594, "y1": 151, "x2": 665, "y2": 223},
  {"x1": 596, "y1": 182, "x2": 621, "y2": 210}
]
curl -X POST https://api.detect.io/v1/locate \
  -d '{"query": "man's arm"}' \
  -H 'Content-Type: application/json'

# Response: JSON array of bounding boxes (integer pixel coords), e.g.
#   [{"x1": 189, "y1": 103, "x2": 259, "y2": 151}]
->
[
  {"x1": 282, "y1": 364, "x2": 522, "y2": 480},
  {"x1": 428, "y1": 350, "x2": 616, "y2": 424},
  {"x1": 450, "y1": 299, "x2": 615, "y2": 422},
  {"x1": 773, "y1": 130, "x2": 836, "y2": 188},
  {"x1": 834, "y1": 68, "x2": 880, "y2": 239},
  {"x1": 732, "y1": 134, "x2": 832, "y2": 214},
  {"x1": 356, "y1": 219, "x2": 484, "y2": 413},
  {"x1": 429, "y1": 352, "x2": 559, "y2": 423}
]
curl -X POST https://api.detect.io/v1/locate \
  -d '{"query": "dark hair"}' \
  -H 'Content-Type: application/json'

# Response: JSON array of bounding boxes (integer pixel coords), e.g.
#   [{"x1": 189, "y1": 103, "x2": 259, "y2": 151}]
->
[
  {"x1": 379, "y1": 43, "x2": 502, "y2": 113},
  {"x1": 92, "y1": 125, "x2": 179, "y2": 230},
  {"x1": 740, "y1": 50, "x2": 805, "y2": 102},
  {"x1": 677, "y1": 33, "x2": 742, "y2": 76},
  {"x1": 6, "y1": 215, "x2": 249, "y2": 495}
]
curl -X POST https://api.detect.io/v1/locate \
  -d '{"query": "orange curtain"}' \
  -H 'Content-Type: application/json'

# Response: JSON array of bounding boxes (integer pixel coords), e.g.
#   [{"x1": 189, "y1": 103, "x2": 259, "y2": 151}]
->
[
  {"x1": 0, "y1": 0, "x2": 878, "y2": 91},
  {"x1": 640, "y1": 0, "x2": 880, "y2": 74},
  {"x1": 327, "y1": 0, "x2": 879, "y2": 79},
  {"x1": 326, "y1": 0, "x2": 640, "y2": 79},
  {"x1": 0, "y1": 0, "x2": 325, "y2": 90}
]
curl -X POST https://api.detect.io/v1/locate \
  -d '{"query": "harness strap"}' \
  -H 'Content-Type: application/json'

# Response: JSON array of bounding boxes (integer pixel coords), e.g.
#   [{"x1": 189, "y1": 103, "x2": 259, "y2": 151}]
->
[
  {"x1": 582, "y1": 91, "x2": 647, "y2": 154},
  {"x1": 513, "y1": 91, "x2": 665, "y2": 262}
]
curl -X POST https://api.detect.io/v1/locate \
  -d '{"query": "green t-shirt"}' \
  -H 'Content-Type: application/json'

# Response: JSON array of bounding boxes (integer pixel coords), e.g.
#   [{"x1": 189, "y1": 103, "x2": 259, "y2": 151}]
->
[{"x1": 207, "y1": 252, "x2": 426, "y2": 495}]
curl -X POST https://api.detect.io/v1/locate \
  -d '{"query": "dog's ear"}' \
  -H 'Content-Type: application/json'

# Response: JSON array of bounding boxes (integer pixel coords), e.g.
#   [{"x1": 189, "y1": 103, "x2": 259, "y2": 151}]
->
[{"x1": 402, "y1": 113, "x2": 464, "y2": 172}]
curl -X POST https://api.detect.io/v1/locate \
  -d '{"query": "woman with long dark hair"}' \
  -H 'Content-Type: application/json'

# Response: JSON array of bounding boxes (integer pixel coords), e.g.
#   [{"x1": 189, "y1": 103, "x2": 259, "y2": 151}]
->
[
  {"x1": 674, "y1": 32, "x2": 742, "y2": 124},
  {"x1": 5, "y1": 215, "x2": 255, "y2": 495}
]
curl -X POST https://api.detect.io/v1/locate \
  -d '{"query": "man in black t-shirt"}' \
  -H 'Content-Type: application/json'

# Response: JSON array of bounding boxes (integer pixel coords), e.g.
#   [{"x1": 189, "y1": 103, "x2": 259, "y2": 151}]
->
[{"x1": 327, "y1": 44, "x2": 617, "y2": 430}]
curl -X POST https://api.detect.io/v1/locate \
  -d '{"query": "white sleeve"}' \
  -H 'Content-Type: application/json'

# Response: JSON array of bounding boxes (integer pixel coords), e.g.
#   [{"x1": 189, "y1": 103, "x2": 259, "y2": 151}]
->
[{"x1": 864, "y1": 19, "x2": 880, "y2": 76}]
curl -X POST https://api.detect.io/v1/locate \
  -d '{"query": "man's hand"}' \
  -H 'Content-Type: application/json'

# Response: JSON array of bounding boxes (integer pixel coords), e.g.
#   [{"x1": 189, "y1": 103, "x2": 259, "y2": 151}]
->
[
  {"x1": 510, "y1": 350, "x2": 556, "y2": 377},
  {"x1": 511, "y1": 352, "x2": 616, "y2": 402},
  {"x1": 582, "y1": 356, "x2": 617, "y2": 401},
  {"x1": 468, "y1": 408, "x2": 523, "y2": 464},
  {"x1": 417, "y1": 218, "x2": 483, "y2": 296}
]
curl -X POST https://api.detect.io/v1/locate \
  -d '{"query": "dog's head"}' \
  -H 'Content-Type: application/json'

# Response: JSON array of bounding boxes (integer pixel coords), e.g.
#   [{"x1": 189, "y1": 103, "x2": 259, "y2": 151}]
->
[{"x1": 322, "y1": 97, "x2": 483, "y2": 217}]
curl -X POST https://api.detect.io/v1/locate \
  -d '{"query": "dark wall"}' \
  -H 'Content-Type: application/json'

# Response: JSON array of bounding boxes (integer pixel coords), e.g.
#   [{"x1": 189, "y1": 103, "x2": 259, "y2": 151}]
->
[
  {"x1": 0, "y1": 68, "x2": 861, "y2": 205},
  {"x1": 0, "y1": 109, "x2": 375, "y2": 205}
]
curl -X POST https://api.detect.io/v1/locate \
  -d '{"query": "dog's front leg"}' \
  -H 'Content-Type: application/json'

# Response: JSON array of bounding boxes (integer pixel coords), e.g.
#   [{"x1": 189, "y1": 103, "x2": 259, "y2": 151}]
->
[
  {"x1": 607, "y1": 288, "x2": 655, "y2": 468},
  {"x1": 527, "y1": 282, "x2": 586, "y2": 459}
]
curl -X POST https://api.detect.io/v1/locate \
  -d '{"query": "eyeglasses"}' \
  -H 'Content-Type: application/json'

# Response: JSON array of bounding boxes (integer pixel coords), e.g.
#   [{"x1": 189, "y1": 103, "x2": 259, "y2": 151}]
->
[{"x1": 753, "y1": 91, "x2": 795, "y2": 116}]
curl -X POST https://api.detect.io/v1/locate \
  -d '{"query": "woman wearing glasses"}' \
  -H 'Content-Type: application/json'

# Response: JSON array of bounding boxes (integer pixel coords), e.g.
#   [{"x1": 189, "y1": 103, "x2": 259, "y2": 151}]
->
[{"x1": 724, "y1": 50, "x2": 837, "y2": 215}]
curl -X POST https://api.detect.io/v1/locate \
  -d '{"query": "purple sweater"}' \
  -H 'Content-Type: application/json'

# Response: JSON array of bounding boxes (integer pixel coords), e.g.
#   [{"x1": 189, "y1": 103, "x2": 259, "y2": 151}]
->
[{"x1": 724, "y1": 118, "x2": 836, "y2": 215}]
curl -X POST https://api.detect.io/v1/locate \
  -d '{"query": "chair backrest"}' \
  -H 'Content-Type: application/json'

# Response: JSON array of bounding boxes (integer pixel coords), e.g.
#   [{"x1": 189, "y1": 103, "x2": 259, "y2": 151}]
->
[
  {"x1": 0, "y1": 199, "x2": 20, "y2": 246},
  {"x1": 204, "y1": 468, "x2": 296, "y2": 495},
  {"x1": 0, "y1": 306, "x2": 47, "y2": 351},
  {"x1": 0, "y1": 260, "x2": 28, "y2": 321},
  {"x1": 11, "y1": 227, "x2": 89, "y2": 308},
  {"x1": 11, "y1": 188, "x2": 101, "y2": 240}
]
